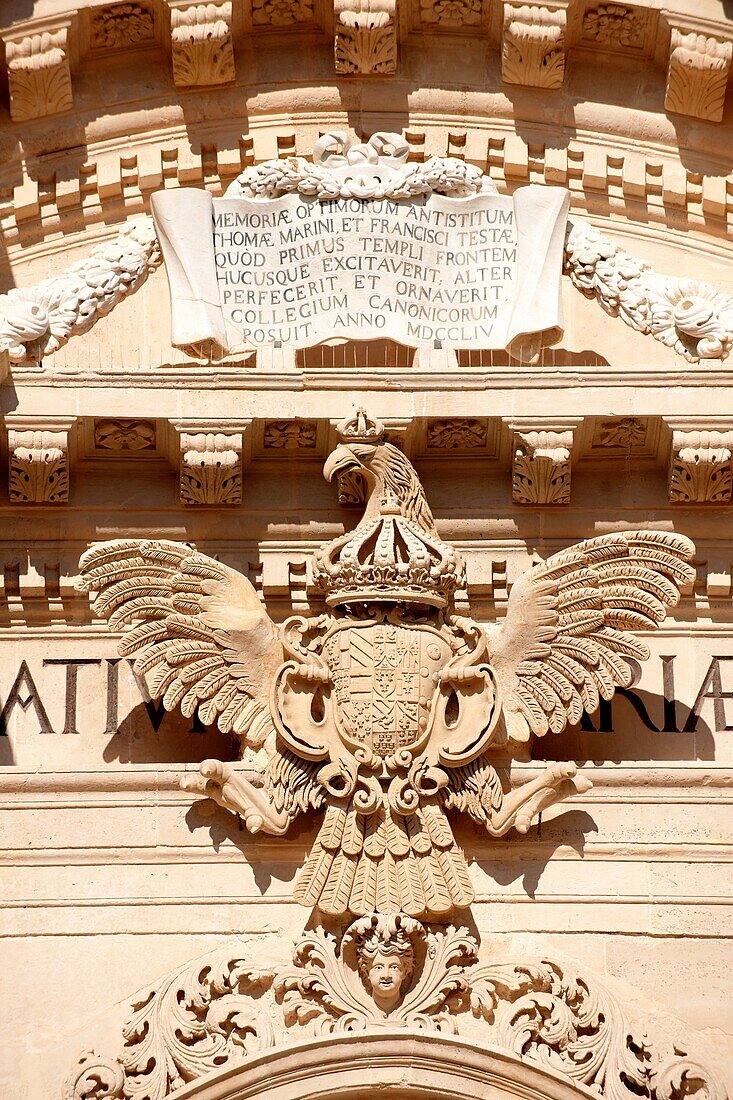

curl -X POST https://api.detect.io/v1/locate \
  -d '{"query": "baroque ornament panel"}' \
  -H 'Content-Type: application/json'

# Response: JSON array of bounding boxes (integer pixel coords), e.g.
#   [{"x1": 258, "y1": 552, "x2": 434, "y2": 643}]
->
[
  {"x1": 78, "y1": 409, "x2": 695, "y2": 920},
  {"x1": 63, "y1": 912, "x2": 726, "y2": 1100},
  {"x1": 2, "y1": 132, "x2": 733, "y2": 367}
]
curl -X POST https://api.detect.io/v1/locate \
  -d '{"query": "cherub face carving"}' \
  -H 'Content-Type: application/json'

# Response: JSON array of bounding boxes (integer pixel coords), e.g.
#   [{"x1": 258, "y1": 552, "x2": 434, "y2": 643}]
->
[{"x1": 363, "y1": 949, "x2": 412, "y2": 1012}]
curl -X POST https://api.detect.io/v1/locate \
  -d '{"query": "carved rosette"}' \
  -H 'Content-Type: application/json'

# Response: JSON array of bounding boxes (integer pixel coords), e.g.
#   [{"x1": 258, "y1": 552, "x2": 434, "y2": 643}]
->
[
  {"x1": 8, "y1": 429, "x2": 70, "y2": 503},
  {"x1": 252, "y1": 0, "x2": 313, "y2": 23},
  {"x1": 334, "y1": 0, "x2": 397, "y2": 75},
  {"x1": 179, "y1": 431, "x2": 243, "y2": 505},
  {"x1": 420, "y1": 0, "x2": 482, "y2": 26},
  {"x1": 582, "y1": 4, "x2": 646, "y2": 49},
  {"x1": 94, "y1": 419, "x2": 156, "y2": 452},
  {"x1": 169, "y1": 1, "x2": 235, "y2": 87},
  {"x1": 502, "y1": 3, "x2": 566, "y2": 89},
  {"x1": 665, "y1": 29, "x2": 733, "y2": 124},
  {"x1": 90, "y1": 3, "x2": 155, "y2": 50},
  {"x1": 426, "y1": 418, "x2": 488, "y2": 450},
  {"x1": 512, "y1": 430, "x2": 572, "y2": 505},
  {"x1": 263, "y1": 420, "x2": 317, "y2": 449},
  {"x1": 668, "y1": 431, "x2": 733, "y2": 504},
  {"x1": 63, "y1": 918, "x2": 727, "y2": 1100}
]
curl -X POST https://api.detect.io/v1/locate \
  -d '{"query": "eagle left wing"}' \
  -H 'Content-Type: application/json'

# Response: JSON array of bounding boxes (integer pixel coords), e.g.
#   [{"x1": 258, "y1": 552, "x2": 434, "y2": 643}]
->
[
  {"x1": 78, "y1": 539, "x2": 283, "y2": 748},
  {"x1": 484, "y1": 530, "x2": 695, "y2": 744}
]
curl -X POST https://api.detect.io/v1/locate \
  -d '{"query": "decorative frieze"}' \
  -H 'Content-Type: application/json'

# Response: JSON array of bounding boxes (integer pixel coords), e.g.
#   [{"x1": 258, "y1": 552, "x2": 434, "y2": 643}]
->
[
  {"x1": 426, "y1": 418, "x2": 487, "y2": 450},
  {"x1": 334, "y1": 0, "x2": 397, "y2": 75},
  {"x1": 263, "y1": 420, "x2": 317, "y2": 449},
  {"x1": 581, "y1": 4, "x2": 646, "y2": 50},
  {"x1": 593, "y1": 416, "x2": 647, "y2": 450},
  {"x1": 512, "y1": 429, "x2": 573, "y2": 505},
  {"x1": 168, "y1": 1, "x2": 235, "y2": 87},
  {"x1": 90, "y1": 3, "x2": 155, "y2": 50},
  {"x1": 94, "y1": 419, "x2": 156, "y2": 452},
  {"x1": 8, "y1": 429, "x2": 70, "y2": 504},
  {"x1": 502, "y1": 3, "x2": 566, "y2": 90},
  {"x1": 665, "y1": 28, "x2": 733, "y2": 124},
  {"x1": 252, "y1": 0, "x2": 314, "y2": 24},
  {"x1": 64, "y1": 918, "x2": 725, "y2": 1100},
  {"x1": 668, "y1": 430, "x2": 733, "y2": 504},
  {"x1": 420, "y1": 0, "x2": 482, "y2": 27},
  {"x1": 179, "y1": 431, "x2": 243, "y2": 504},
  {"x1": 4, "y1": 24, "x2": 73, "y2": 123}
]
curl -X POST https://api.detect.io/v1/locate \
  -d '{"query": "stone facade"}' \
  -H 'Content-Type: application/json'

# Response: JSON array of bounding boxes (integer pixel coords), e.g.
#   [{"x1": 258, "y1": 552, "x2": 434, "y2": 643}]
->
[{"x1": 1, "y1": 1, "x2": 733, "y2": 1098}]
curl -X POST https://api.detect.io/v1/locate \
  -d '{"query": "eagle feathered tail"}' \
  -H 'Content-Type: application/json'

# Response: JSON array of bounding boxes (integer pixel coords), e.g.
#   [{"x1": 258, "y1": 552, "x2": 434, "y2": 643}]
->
[{"x1": 294, "y1": 796, "x2": 474, "y2": 917}]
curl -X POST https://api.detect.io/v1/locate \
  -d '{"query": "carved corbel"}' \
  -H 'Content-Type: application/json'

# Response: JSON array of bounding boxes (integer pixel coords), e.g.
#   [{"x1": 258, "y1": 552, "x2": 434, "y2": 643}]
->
[
  {"x1": 167, "y1": 1, "x2": 235, "y2": 87},
  {"x1": 334, "y1": 0, "x2": 397, "y2": 75},
  {"x1": 665, "y1": 27, "x2": 733, "y2": 123},
  {"x1": 179, "y1": 431, "x2": 243, "y2": 505},
  {"x1": 3, "y1": 22, "x2": 73, "y2": 123},
  {"x1": 668, "y1": 430, "x2": 733, "y2": 504},
  {"x1": 8, "y1": 428, "x2": 71, "y2": 503},
  {"x1": 502, "y1": 3, "x2": 566, "y2": 90},
  {"x1": 512, "y1": 429, "x2": 573, "y2": 505}
]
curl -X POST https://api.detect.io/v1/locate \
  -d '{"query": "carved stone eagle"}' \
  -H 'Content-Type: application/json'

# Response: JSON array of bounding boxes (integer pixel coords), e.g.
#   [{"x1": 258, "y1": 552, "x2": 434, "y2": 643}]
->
[{"x1": 78, "y1": 410, "x2": 695, "y2": 919}]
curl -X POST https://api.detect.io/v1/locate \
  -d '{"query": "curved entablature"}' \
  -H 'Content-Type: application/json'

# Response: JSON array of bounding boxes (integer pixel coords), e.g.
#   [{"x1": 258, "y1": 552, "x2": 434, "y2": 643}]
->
[{"x1": 1, "y1": 0, "x2": 733, "y2": 262}]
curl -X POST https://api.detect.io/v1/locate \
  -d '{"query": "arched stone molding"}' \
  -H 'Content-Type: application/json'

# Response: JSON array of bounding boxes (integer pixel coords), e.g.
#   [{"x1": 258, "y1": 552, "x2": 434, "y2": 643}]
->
[{"x1": 168, "y1": 1031, "x2": 598, "y2": 1100}]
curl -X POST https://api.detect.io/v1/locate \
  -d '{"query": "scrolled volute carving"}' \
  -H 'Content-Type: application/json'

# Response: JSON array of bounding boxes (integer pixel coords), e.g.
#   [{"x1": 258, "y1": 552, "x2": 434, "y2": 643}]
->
[
  {"x1": 64, "y1": 923, "x2": 727, "y2": 1100},
  {"x1": 276, "y1": 913, "x2": 476, "y2": 1033},
  {"x1": 64, "y1": 949, "x2": 276, "y2": 1100},
  {"x1": 470, "y1": 958, "x2": 727, "y2": 1100}
]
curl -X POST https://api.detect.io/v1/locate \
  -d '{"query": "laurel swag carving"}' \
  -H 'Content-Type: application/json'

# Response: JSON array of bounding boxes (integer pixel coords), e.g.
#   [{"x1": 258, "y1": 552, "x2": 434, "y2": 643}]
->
[
  {"x1": 64, "y1": 917, "x2": 727, "y2": 1100},
  {"x1": 4, "y1": 132, "x2": 733, "y2": 365}
]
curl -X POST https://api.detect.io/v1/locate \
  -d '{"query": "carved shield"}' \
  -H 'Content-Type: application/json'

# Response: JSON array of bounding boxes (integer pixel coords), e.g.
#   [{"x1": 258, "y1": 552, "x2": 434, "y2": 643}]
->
[{"x1": 323, "y1": 621, "x2": 452, "y2": 758}]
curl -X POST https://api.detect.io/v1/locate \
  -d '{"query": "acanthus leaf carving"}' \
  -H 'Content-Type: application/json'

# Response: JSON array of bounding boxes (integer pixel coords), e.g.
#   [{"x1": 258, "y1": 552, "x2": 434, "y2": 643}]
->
[
  {"x1": 9, "y1": 428, "x2": 70, "y2": 503},
  {"x1": 426, "y1": 418, "x2": 488, "y2": 450},
  {"x1": 179, "y1": 431, "x2": 243, "y2": 504},
  {"x1": 665, "y1": 28, "x2": 733, "y2": 124},
  {"x1": 668, "y1": 430, "x2": 733, "y2": 504},
  {"x1": 4, "y1": 25, "x2": 73, "y2": 123},
  {"x1": 334, "y1": 0, "x2": 397, "y2": 75},
  {"x1": 168, "y1": 1, "x2": 235, "y2": 87},
  {"x1": 64, "y1": 922, "x2": 728, "y2": 1100},
  {"x1": 502, "y1": 3, "x2": 566, "y2": 90},
  {"x1": 512, "y1": 429, "x2": 572, "y2": 504}
]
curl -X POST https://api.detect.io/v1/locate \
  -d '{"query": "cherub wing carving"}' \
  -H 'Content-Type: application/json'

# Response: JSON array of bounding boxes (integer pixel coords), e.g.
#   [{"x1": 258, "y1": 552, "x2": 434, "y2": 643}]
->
[
  {"x1": 78, "y1": 539, "x2": 283, "y2": 747},
  {"x1": 484, "y1": 530, "x2": 696, "y2": 744}
]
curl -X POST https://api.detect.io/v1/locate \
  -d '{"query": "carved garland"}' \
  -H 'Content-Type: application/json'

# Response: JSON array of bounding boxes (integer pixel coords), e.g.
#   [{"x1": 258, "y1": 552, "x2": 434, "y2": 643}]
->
[
  {"x1": 63, "y1": 914, "x2": 727, "y2": 1100},
  {"x1": 3, "y1": 133, "x2": 733, "y2": 366}
]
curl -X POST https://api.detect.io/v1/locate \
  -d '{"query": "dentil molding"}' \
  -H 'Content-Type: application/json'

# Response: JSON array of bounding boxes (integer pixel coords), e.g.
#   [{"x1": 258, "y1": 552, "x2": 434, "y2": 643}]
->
[{"x1": 2, "y1": 134, "x2": 733, "y2": 370}]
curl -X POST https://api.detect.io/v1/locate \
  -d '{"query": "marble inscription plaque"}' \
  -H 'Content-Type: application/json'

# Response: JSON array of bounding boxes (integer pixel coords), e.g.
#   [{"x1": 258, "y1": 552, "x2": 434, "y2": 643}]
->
[{"x1": 151, "y1": 186, "x2": 569, "y2": 357}]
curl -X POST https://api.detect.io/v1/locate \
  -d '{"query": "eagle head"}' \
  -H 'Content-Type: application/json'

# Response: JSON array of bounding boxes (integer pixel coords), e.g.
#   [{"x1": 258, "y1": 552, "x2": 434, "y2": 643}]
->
[{"x1": 323, "y1": 438, "x2": 436, "y2": 535}]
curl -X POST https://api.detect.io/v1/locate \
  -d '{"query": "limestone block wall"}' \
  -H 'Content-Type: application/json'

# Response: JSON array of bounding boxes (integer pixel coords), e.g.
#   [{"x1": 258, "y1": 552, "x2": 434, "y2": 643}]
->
[{"x1": 2, "y1": 0, "x2": 733, "y2": 1097}]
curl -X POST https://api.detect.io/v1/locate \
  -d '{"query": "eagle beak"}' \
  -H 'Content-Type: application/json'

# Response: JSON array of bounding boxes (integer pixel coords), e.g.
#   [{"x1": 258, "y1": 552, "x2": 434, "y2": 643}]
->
[{"x1": 323, "y1": 444, "x2": 358, "y2": 483}]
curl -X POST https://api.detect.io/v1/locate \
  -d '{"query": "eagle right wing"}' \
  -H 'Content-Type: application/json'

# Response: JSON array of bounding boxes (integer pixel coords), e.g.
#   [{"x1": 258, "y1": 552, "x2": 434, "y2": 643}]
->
[{"x1": 78, "y1": 539, "x2": 283, "y2": 748}]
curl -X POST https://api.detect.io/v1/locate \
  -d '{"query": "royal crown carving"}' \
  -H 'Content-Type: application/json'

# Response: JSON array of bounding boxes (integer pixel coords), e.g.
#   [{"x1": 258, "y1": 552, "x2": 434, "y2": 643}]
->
[
  {"x1": 64, "y1": 916, "x2": 726, "y2": 1100},
  {"x1": 79, "y1": 409, "x2": 695, "y2": 919}
]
